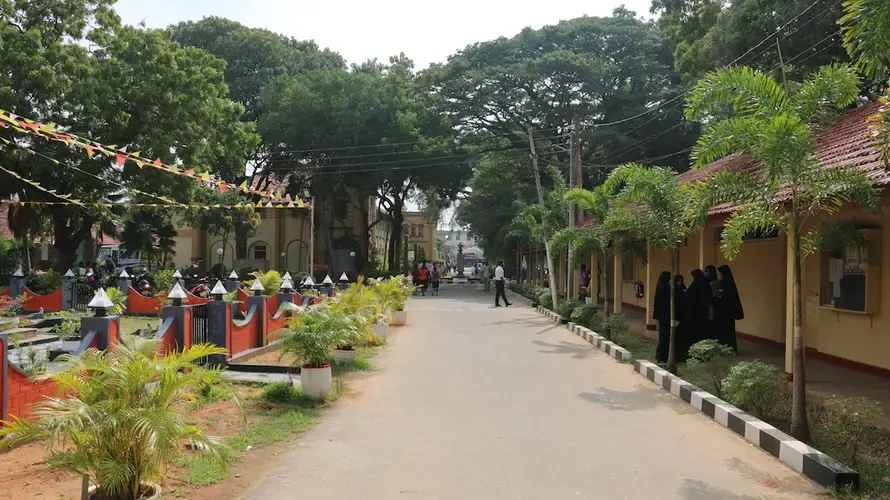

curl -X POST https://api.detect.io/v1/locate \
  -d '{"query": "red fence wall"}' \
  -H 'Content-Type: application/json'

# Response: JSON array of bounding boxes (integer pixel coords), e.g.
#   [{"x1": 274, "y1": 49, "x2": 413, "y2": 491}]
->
[
  {"x1": 21, "y1": 287, "x2": 63, "y2": 312},
  {"x1": 127, "y1": 287, "x2": 164, "y2": 315},
  {"x1": 230, "y1": 311, "x2": 260, "y2": 356}
]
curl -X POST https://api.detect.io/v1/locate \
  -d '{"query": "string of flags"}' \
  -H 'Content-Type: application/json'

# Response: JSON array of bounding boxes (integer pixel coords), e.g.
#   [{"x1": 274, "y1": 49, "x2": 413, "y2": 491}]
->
[
  {"x1": 3, "y1": 199, "x2": 308, "y2": 211},
  {"x1": 0, "y1": 136, "x2": 187, "y2": 208},
  {"x1": 0, "y1": 108, "x2": 310, "y2": 208},
  {"x1": 0, "y1": 165, "x2": 83, "y2": 206}
]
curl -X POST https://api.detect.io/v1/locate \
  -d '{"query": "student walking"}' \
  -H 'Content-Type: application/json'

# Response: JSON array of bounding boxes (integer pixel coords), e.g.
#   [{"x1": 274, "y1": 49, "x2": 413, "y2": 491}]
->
[
  {"x1": 431, "y1": 265, "x2": 441, "y2": 296},
  {"x1": 481, "y1": 262, "x2": 491, "y2": 291},
  {"x1": 494, "y1": 260, "x2": 511, "y2": 307},
  {"x1": 418, "y1": 264, "x2": 430, "y2": 296}
]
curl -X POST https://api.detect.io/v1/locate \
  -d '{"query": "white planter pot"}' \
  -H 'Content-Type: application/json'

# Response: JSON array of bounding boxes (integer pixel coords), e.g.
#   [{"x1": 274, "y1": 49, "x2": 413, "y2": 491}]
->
[
  {"x1": 301, "y1": 365, "x2": 333, "y2": 401},
  {"x1": 333, "y1": 348, "x2": 357, "y2": 364},
  {"x1": 585, "y1": 297, "x2": 593, "y2": 305},
  {"x1": 372, "y1": 321, "x2": 389, "y2": 340},
  {"x1": 392, "y1": 310, "x2": 408, "y2": 326},
  {"x1": 90, "y1": 482, "x2": 160, "y2": 500}
]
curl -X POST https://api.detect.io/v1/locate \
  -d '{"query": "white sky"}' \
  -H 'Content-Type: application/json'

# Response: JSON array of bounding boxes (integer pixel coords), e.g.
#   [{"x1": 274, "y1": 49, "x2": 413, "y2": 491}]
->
[{"x1": 115, "y1": 0, "x2": 653, "y2": 69}]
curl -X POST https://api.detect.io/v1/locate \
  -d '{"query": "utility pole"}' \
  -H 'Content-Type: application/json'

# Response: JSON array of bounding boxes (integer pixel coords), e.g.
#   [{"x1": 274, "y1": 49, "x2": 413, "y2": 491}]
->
[
  {"x1": 528, "y1": 126, "x2": 559, "y2": 309},
  {"x1": 569, "y1": 116, "x2": 582, "y2": 301}
]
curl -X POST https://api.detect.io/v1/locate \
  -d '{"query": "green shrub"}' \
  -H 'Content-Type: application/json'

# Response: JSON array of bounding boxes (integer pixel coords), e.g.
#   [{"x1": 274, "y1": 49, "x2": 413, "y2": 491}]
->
[
  {"x1": 815, "y1": 397, "x2": 884, "y2": 468},
  {"x1": 32, "y1": 269, "x2": 63, "y2": 292},
  {"x1": 685, "y1": 340, "x2": 736, "y2": 398},
  {"x1": 52, "y1": 310, "x2": 83, "y2": 340},
  {"x1": 601, "y1": 313, "x2": 629, "y2": 340},
  {"x1": 570, "y1": 304, "x2": 597, "y2": 325},
  {"x1": 150, "y1": 268, "x2": 177, "y2": 293},
  {"x1": 722, "y1": 360, "x2": 786, "y2": 419},
  {"x1": 537, "y1": 290, "x2": 553, "y2": 309},
  {"x1": 262, "y1": 381, "x2": 302, "y2": 403},
  {"x1": 555, "y1": 300, "x2": 577, "y2": 319}
]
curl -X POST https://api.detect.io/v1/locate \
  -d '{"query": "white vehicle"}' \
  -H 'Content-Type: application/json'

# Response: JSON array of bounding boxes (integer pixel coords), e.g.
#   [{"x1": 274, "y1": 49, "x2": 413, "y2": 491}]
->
[{"x1": 97, "y1": 244, "x2": 148, "y2": 270}]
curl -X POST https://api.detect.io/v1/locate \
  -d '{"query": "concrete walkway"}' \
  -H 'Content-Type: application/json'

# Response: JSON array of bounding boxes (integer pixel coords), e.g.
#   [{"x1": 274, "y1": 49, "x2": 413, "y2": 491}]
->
[{"x1": 250, "y1": 286, "x2": 822, "y2": 500}]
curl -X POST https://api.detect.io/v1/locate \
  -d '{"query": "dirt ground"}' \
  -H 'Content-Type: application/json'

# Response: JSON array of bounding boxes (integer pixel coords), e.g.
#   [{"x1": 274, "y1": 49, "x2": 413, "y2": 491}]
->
[
  {"x1": 0, "y1": 387, "x2": 277, "y2": 500},
  {"x1": 244, "y1": 348, "x2": 298, "y2": 366},
  {"x1": 0, "y1": 367, "x2": 379, "y2": 500}
]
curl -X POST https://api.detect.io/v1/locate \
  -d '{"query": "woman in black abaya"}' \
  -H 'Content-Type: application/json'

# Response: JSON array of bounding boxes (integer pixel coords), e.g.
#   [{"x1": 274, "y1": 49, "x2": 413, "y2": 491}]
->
[
  {"x1": 653, "y1": 271, "x2": 672, "y2": 363},
  {"x1": 714, "y1": 265, "x2": 744, "y2": 353},
  {"x1": 685, "y1": 269, "x2": 714, "y2": 354},
  {"x1": 672, "y1": 274, "x2": 688, "y2": 361}
]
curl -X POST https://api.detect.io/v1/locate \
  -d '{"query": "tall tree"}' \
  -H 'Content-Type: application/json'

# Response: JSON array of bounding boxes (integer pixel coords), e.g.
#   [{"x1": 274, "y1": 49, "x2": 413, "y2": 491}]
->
[
  {"x1": 0, "y1": 3, "x2": 258, "y2": 268},
  {"x1": 119, "y1": 208, "x2": 176, "y2": 272},
  {"x1": 259, "y1": 56, "x2": 472, "y2": 270},
  {"x1": 424, "y1": 9, "x2": 696, "y2": 172},
  {"x1": 684, "y1": 64, "x2": 880, "y2": 440},
  {"x1": 652, "y1": 0, "x2": 851, "y2": 84}
]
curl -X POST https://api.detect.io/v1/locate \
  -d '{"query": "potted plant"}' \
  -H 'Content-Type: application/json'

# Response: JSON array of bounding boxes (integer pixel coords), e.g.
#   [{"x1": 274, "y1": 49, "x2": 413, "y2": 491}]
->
[
  {"x1": 371, "y1": 276, "x2": 413, "y2": 326},
  {"x1": 280, "y1": 307, "x2": 357, "y2": 401},
  {"x1": 0, "y1": 335, "x2": 230, "y2": 500},
  {"x1": 325, "y1": 280, "x2": 374, "y2": 363}
]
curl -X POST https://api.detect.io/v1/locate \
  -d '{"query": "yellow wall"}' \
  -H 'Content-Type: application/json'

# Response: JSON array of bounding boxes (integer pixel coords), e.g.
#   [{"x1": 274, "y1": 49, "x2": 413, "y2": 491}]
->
[
  {"x1": 713, "y1": 232, "x2": 787, "y2": 343},
  {"x1": 802, "y1": 205, "x2": 890, "y2": 370},
  {"x1": 620, "y1": 255, "x2": 647, "y2": 309}
]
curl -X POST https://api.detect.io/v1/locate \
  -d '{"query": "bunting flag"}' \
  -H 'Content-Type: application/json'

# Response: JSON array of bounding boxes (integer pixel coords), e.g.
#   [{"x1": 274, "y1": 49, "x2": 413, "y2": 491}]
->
[
  {"x1": 0, "y1": 137, "x2": 189, "y2": 208},
  {"x1": 2, "y1": 199, "x2": 307, "y2": 211},
  {"x1": 0, "y1": 108, "x2": 311, "y2": 208},
  {"x1": 0, "y1": 165, "x2": 83, "y2": 206}
]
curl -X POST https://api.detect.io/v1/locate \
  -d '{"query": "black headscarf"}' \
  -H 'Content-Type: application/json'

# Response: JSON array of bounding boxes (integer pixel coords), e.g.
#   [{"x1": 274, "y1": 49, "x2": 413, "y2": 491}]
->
[
  {"x1": 653, "y1": 271, "x2": 671, "y2": 322},
  {"x1": 686, "y1": 269, "x2": 714, "y2": 342},
  {"x1": 717, "y1": 264, "x2": 744, "y2": 320},
  {"x1": 672, "y1": 274, "x2": 687, "y2": 321},
  {"x1": 704, "y1": 265, "x2": 718, "y2": 282}
]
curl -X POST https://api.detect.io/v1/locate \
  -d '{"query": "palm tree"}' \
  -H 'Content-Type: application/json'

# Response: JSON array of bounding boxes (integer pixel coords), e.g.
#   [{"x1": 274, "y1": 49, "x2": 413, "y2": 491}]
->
[
  {"x1": 599, "y1": 165, "x2": 697, "y2": 374},
  {"x1": 840, "y1": 0, "x2": 890, "y2": 166},
  {"x1": 0, "y1": 335, "x2": 230, "y2": 500},
  {"x1": 506, "y1": 166, "x2": 568, "y2": 309},
  {"x1": 120, "y1": 209, "x2": 177, "y2": 272},
  {"x1": 684, "y1": 64, "x2": 881, "y2": 440}
]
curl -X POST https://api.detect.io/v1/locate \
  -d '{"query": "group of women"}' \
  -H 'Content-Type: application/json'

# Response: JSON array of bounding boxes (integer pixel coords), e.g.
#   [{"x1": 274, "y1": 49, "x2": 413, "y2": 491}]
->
[{"x1": 652, "y1": 265, "x2": 744, "y2": 364}]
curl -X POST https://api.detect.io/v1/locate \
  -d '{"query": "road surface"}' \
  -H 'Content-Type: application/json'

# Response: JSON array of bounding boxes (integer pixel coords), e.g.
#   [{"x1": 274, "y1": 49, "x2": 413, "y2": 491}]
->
[{"x1": 250, "y1": 286, "x2": 822, "y2": 500}]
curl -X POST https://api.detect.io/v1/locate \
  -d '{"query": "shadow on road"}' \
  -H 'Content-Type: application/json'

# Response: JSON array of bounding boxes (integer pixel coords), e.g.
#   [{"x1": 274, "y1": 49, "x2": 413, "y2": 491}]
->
[
  {"x1": 578, "y1": 385, "x2": 695, "y2": 414},
  {"x1": 678, "y1": 479, "x2": 773, "y2": 500},
  {"x1": 531, "y1": 339, "x2": 594, "y2": 359}
]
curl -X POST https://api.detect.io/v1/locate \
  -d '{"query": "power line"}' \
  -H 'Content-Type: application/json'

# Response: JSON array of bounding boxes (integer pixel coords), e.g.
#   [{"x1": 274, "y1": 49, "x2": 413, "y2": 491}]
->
[
  {"x1": 265, "y1": 128, "x2": 568, "y2": 156},
  {"x1": 588, "y1": 0, "x2": 829, "y2": 131}
]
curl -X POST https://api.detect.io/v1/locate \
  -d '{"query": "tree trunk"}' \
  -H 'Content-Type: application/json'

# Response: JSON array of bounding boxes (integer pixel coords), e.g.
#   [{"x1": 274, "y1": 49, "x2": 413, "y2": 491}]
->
[
  {"x1": 19, "y1": 234, "x2": 30, "y2": 273},
  {"x1": 790, "y1": 208, "x2": 811, "y2": 441},
  {"x1": 666, "y1": 246, "x2": 679, "y2": 375},
  {"x1": 544, "y1": 238, "x2": 558, "y2": 310},
  {"x1": 52, "y1": 211, "x2": 94, "y2": 271},
  {"x1": 602, "y1": 252, "x2": 610, "y2": 318},
  {"x1": 387, "y1": 199, "x2": 405, "y2": 272}
]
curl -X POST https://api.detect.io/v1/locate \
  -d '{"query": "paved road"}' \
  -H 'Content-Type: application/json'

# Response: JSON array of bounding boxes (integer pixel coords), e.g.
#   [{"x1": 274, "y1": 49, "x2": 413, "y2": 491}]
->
[{"x1": 250, "y1": 286, "x2": 822, "y2": 500}]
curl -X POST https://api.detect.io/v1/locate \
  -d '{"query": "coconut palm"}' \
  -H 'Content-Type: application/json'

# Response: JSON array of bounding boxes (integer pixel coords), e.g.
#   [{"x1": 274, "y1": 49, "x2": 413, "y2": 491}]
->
[
  {"x1": 0, "y1": 335, "x2": 230, "y2": 500},
  {"x1": 599, "y1": 164, "x2": 698, "y2": 373},
  {"x1": 684, "y1": 64, "x2": 881, "y2": 440}
]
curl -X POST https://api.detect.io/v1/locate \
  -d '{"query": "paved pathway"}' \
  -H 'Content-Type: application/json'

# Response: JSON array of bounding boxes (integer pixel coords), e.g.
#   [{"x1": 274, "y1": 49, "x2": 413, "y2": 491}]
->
[{"x1": 250, "y1": 286, "x2": 822, "y2": 500}]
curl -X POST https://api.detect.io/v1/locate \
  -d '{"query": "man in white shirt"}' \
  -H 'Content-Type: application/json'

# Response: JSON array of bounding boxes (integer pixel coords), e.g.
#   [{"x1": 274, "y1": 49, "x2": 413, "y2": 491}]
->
[{"x1": 493, "y1": 261, "x2": 511, "y2": 307}]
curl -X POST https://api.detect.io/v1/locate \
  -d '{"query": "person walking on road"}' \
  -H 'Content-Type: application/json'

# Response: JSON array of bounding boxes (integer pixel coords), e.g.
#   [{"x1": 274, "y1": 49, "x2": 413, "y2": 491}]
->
[
  {"x1": 493, "y1": 260, "x2": 511, "y2": 307},
  {"x1": 430, "y1": 264, "x2": 441, "y2": 296},
  {"x1": 481, "y1": 261, "x2": 491, "y2": 292}
]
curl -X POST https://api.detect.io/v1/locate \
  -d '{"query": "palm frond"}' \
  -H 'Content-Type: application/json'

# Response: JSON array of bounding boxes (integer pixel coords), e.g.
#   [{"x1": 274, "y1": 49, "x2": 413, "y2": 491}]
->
[
  {"x1": 800, "y1": 165, "x2": 882, "y2": 216},
  {"x1": 792, "y1": 64, "x2": 861, "y2": 124},
  {"x1": 802, "y1": 220, "x2": 880, "y2": 263},
  {"x1": 682, "y1": 170, "x2": 762, "y2": 228},
  {"x1": 719, "y1": 201, "x2": 787, "y2": 259},
  {"x1": 685, "y1": 66, "x2": 790, "y2": 121},
  {"x1": 690, "y1": 116, "x2": 761, "y2": 168},
  {"x1": 840, "y1": 0, "x2": 890, "y2": 83}
]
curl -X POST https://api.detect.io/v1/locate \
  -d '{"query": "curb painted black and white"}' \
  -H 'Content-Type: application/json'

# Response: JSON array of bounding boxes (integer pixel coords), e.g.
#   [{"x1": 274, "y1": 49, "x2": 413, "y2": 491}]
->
[
  {"x1": 567, "y1": 322, "x2": 633, "y2": 362},
  {"x1": 535, "y1": 305, "x2": 565, "y2": 324},
  {"x1": 507, "y1": 290, "x2": 534, "y2": 306},
  {"x1": 634, "y1": 360, "x2": 858, "y2": 489}
]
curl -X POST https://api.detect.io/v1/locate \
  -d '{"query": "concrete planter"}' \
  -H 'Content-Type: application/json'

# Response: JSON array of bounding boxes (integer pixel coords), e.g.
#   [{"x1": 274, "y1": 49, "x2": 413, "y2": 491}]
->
[
  {"x1": 90, "y1": 482, "x2": 160, "y2": 500},
  {"x1": 391, "y1": 310, "x2": 408, "y2": 326},
  {"x1": 372, "y1": 321, "x2": 389, "y2": 340},
  {"x1": 301, "y1": 365, "x2": 333, "y2": 401},
  {"x1": 333, "y1": 348, "x2": 357, "y2": 364}
]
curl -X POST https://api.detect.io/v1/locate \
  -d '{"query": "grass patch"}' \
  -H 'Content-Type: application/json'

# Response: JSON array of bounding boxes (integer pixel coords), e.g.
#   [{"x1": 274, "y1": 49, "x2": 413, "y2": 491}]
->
[
  {"x1": 180, "y1": 390, "x2": 318, "y2": 486},
  {"x1": 611, "y1": 331, "x2": 657, "y2": 362},
  {"x1": 332, "y1": 346, "x2": 376, "y2": 376},
  {"x1": 119, "y1": 316, "x2": 157, "y2": 335}
]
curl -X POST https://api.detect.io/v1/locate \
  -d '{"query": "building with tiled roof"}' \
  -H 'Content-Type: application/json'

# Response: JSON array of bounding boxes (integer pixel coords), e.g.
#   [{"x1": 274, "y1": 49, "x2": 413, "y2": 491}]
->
[{"x1": 531, "y1": 103, "x2": 890, "y2": 377}]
